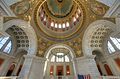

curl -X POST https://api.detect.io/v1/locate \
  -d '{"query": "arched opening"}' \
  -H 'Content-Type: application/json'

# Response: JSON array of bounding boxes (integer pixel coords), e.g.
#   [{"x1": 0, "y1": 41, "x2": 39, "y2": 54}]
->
[
  {"x1": 92, "y1": 50, "x2": 104, "y2": 76},
  {"x1": 92, "y1": 50, "x2": 114, "y2": 76},
  {"x1": 44, "y1": 44, "x2": 76, "y2": 79},
  {"x1": 3, "y1": 19, "x2": 38, "y2": 55},
  {"x1": 82, "y1": 20, "x2": 115, "y2": 55},
  {"x1": 6, "y1": 63, "x2": 15, "y2": 76},
  {"x1": 14, "y1": 50, "x2": 27, "y2": 76}
]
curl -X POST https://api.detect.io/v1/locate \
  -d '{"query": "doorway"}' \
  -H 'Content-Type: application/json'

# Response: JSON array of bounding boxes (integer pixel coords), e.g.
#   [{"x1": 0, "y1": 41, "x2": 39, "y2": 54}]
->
[{"x1": 57, "y1": 66, "x2": 63, "y2": 76}]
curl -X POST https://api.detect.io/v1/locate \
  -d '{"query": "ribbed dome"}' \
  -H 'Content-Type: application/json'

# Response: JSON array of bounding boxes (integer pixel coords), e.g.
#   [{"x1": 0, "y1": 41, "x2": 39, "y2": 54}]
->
[{"x1": 34, "y1": 0, "x2": 85, "y2": 42}]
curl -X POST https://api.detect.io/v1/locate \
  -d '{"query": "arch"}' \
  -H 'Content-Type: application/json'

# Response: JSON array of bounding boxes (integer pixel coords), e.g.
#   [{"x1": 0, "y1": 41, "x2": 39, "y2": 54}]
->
[
  {"x1": 3, "y1": 19, "x2": 37, "y2": 55},
  {"x1": 44, "y1": 44, "x2": 76, "y2": 59},
  {"x1": 82, "y1": 20, "x2": 116, "y2": 55},
  {"x1": 6, "y1": 63, "x2": 16, "y2": 76},
  {"x1": 44, "y1": 44, "x2": 77, "y2": 77}
]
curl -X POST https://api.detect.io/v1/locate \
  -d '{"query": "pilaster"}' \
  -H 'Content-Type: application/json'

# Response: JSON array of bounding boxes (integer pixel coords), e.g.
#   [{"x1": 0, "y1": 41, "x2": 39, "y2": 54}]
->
[
  {"x1": 74, "y1": 55, "x2": 100, "y2": 76},
  {"x1": 19, "y1": 55, "x2": 46, "y2": 79}
]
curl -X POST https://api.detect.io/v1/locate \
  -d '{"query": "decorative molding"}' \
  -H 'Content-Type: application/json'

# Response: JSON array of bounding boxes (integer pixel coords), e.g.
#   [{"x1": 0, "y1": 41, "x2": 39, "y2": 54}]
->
[
  {"x1": 104, "y1": 0, "x2": 120, "y2": 18},
  {"x1": 74, "y1": 55, "x2": 96, "y2": 62},
  {"x1": 0, "y1": 0, "x2": 15, "y2": 17}
]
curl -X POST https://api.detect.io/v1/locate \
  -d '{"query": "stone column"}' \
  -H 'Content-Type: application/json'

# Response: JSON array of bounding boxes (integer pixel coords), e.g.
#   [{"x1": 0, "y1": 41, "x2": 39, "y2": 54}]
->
[
  {"x1": 74, "y1": 55, "x2": 100, "y2": 77},
  {"x1": 12, "y1": 57, "x2": 24, "y2": 76},
  {"x1": 19, "y1": 55, "x2": 46, "y2": 79}
]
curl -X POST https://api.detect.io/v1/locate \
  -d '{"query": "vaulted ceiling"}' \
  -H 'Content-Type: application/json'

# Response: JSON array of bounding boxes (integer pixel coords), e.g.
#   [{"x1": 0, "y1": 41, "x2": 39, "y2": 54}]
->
[{"x1": 2, "y1": 0, "x2": 115, "y2": 57}]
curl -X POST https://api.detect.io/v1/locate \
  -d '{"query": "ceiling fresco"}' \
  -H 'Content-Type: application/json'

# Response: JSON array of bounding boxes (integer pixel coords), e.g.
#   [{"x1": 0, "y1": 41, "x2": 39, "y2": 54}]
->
[{"x1": 7, "y1": 0, "x2": 111, "y2": 57}]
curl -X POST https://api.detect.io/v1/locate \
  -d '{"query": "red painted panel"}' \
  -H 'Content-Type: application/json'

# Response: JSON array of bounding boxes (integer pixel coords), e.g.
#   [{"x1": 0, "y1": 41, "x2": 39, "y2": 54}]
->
[
  {"x1": 6, "y1": 63, "x2": 16, "y2": 76},
  {"x1": 0, "y1": 58, "x2": 4, "y2": 67},
  {"x1": 104, "y1": 64, "x2": 113, "y2": 76},
  {"x1": 115, "y1": 58, "x2": 120, "y2": 70},
  {"x1": 50, "y1": 65, "x2": 54, "y2": 75},
  {"x1": 56, "y1": 66, "x2": 63, "y2": 76},
  {"x1": 66, "y1": 65, "x2": 70, "y2": 75}
]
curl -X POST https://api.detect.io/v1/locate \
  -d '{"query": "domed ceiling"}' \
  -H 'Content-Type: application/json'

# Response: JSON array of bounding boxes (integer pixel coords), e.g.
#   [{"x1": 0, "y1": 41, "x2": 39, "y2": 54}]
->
[
  {"x1": 33, "y1": 0, "x2": 84, "y2": 42},
  {"x1": 8, "y1": 0, "x2": 110, "y2": 57}
]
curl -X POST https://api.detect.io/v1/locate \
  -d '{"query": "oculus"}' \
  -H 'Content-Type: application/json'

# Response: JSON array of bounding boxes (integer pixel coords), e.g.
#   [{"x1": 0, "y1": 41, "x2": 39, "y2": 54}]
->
[
  {"x1": 46, "y1": 0, "x2": 73, "y2": 17},
  {"x1": 57, "y1": 0, "x2": 63, "y2": 3}
]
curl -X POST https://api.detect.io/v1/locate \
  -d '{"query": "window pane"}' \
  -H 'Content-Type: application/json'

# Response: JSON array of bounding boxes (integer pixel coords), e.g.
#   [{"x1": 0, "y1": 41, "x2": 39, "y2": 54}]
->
[
  {"x1": 56, "y1": 57, "x2": 59, "y2": 62},
  {"x1": 51, "y1": 53, "x2": 70, "y2": 63},
  {"x1": 57, "y1": 53, "x2": 64, "y2": 56},
  {"x1": 0, "y1": 37, "x2": 9, "y2": 49},
  {"x1": 65, "y1": 55, "x2": 70, "y2": 62},
  {"x1": 51, "y1": 55, "x2": 55, "y2": 62},
  {"x1": 116, "y1": 38, "x2": 120, "y2": 42},
  {"x1": 0, "y1": 37, "x2": 3, "y2": 41},
  {"x1": 110, "y1": 37, "x2": 120, "y2": 50},
  {"x1": 3, "y1": 41, "x2": 12, "y2": 53},
  {"x1": 108, "y1": 41, "x2": 115, "y2": 53}
]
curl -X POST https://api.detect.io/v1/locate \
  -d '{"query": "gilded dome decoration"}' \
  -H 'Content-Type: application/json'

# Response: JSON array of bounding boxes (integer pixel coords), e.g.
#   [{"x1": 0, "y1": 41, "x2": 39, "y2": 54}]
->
[
  {"x1": 34, "y1": 0, "x2": 85, "y2": 42},
  {"x1": 90, "y1": 2, "x2": 106, "y2": 16},
  {"x1": 51, "y1": 48, "x2": 69, "y2": 56},
  {"x1": 46, "y1": 0, "x2": 73, "y2": 18},
  {"x1": 14, "y1": 1, "x2": 30, "y2": 15}
]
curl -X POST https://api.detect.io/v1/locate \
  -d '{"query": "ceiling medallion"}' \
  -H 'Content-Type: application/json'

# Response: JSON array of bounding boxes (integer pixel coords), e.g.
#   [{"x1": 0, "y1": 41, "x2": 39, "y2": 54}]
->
[
  {"x1": 90, "y1": 2, "x2": 106, "y2": 16},
  {"x1": 14, "y1": 1, "x2": 30, "y2": 15},
  {"x1": 46, "y1": 0, "x2": 73, "y2": 17}
]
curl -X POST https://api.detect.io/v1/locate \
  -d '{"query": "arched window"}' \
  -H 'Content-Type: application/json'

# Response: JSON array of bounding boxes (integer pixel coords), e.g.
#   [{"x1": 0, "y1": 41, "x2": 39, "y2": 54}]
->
[
  {"x1": 110, "y1": 37, "x2": 120, "y2": 50},
  {"x1": 51, "y1": 55, "x2": 55, "y2": 62},
  {"x1": 108, "y1": 41, "x2": 115, "y2": 54},
  {"x1": 0, "y1": 37, "x2": 9, "y2": 49},
  {"x1": 3, "y1": 41, "x2": 12, "y2": 53},
  {"x1": 0, "y1": 36, "x2": 12, "y2": 54},
  {"x1": 65, "y1": 55, "x2": 70, "y2": 62},
  {"x1": 50, "y1": 53, "x2": 70, "y2": 62},
  {"x1": 108, "y1": 37, "x2": 120, "y2": 54}
]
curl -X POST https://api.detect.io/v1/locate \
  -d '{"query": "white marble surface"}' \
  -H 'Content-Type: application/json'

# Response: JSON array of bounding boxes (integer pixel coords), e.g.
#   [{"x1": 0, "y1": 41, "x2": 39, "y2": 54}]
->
[
  {"x1": 19, "y1": 55, "x2": 46, "y2": 79},
  {"x1": 74, "y1": 55, "x2": 100, "y2": 76}
]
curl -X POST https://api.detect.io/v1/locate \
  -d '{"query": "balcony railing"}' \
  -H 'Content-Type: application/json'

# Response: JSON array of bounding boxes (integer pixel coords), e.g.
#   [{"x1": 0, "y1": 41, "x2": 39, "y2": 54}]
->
[
  {"x1": 44, "y1": 76, "x2": 75, "y2": 79},
  {"x1": 44, "y1": 75, "x2": 120, "y2": 79},
  {"x1": 0, "y1": 76, "x2": 120, "y2": 79}
]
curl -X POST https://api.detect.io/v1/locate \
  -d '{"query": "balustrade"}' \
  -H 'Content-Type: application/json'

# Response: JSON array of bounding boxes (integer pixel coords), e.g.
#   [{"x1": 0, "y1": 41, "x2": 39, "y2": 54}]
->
[
  {"x1": 0, "y1": 76, "x2": 119, "y2": 79},
  {"x1": 44, "y1": 76, "x2": 120, "y2": 79}
]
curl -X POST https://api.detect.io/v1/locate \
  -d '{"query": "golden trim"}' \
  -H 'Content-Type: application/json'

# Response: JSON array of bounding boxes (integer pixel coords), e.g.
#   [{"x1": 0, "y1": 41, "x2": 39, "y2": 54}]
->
[{"x1": 34, "y1": 0, "x2": 86, "y2": 40}]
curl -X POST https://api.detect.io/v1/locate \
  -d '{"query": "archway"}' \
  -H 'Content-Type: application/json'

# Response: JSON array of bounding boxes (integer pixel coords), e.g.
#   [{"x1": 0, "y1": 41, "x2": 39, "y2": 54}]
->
[
  {"x1": 82, "y1": 20, "x2": 115, "y2": 55},
  {"x1": 3, "y1": 19, "x2": 38, "y2": 55},
  {"x1": 92, "y1": 50, "x2": 104, "y2": 76},
  {"x1": 44, "y1": 44, "x2": 76, "y2": 79}
]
